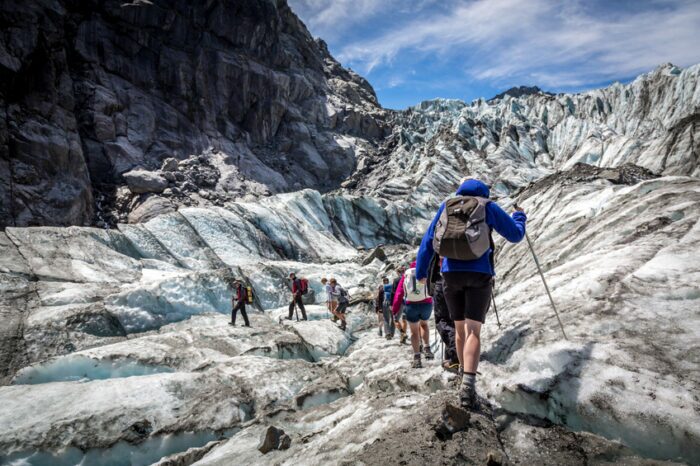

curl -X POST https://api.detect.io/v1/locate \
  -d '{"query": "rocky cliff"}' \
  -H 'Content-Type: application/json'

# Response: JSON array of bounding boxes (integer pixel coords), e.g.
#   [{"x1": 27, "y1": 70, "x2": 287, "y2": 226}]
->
[{"x1": 0, "y1": 0, "x2": 388, "y2": 228}]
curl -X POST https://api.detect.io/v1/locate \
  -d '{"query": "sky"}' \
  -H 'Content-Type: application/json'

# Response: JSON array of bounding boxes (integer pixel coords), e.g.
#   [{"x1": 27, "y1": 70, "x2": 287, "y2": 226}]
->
[{"x1": 288, "y1": 0, "x2": 700, "y2": 110}]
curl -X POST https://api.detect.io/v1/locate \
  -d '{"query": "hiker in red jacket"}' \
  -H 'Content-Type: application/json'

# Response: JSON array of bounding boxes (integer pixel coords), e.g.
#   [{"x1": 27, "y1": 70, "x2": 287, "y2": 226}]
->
[
  {"x1": 287, "y1": 272, "x2": 308, "y2": 321},
  {"x1": 230, "y1": 280, "x2": 250, "y2": 327}
]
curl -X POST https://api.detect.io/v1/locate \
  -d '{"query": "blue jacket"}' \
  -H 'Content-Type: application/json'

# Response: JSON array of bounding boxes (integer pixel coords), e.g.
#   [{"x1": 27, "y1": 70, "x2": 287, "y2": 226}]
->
[
  {"x1": 383, "y1": 283, "x2": 393, "y2": 301},
  {"x1": 416, "y1": 179, "x2": 527, "y2": 279}
]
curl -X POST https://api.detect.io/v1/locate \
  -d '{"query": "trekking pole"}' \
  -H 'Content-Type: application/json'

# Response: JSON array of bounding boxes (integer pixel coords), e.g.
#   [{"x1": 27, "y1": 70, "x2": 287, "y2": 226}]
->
[
  {"x1": 490, "y1": 289, "x2": 502, "y2": 328},
  {"x1": 523, "y1": 231, "x2": 568, "y2": 340}
]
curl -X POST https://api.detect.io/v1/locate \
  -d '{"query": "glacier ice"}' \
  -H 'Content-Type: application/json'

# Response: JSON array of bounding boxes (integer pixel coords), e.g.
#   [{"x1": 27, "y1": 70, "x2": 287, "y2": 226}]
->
[
  {"x1": 105, "y1": 272, "x2": 232, "y2": 333},
  {"x1": 1, "y1": 429, "x2": 236, "y2": 466},
  {"x1": 11, "y1": 355, "x2": 174, "y2": 385},
  {"x1": 477, "y1": 175, "x2": 700, "y2": 463},
  {"x1": 1, "y1": 105, "x2": 699, "y2": 465}
]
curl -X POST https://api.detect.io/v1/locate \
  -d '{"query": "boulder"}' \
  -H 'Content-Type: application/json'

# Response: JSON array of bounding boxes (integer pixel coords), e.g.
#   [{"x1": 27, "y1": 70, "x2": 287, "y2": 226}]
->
[
  {"x1": 127, "y1": 196, "x2": 175, "y2": 224},
  {"x1": 362, "y1": 246, "x2": 387, "y2": 266},
  {"x1": 123, "y1": 170, "x2": 168, "y2": 194},
  {"x1": 258, "y1": 425, "x2": 287, "y2": 454},
  {"x1": 161, "y1": 158, "x2": 179, "y2": 172}
]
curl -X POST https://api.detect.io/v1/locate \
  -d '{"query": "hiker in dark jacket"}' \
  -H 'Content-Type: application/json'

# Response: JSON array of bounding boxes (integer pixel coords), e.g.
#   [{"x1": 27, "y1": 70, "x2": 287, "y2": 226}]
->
[
  {"x1": 382, "y1": 277, "x2": 395, "y2": 339},
  {"x1": 375, "y1": 277, "x2": 394, "y2": 339},
  {"x1": 230, "y1": 280, "x2": 250, "y2": 327},
  {"x1": 416, "y1": 178, "x2": 526, "y2": 409},
  {"x1": 287, "y1": 272, "x2": 308, "y2": 321},
  {"x1": 374, "y1": 279, "x2": 386, "y2": 337}
]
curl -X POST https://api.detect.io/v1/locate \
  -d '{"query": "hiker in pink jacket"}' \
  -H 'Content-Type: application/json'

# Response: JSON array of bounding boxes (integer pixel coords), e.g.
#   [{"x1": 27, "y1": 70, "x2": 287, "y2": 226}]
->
[{"x1": 393, "y1": 260, "x2": 434, "y2": 368}]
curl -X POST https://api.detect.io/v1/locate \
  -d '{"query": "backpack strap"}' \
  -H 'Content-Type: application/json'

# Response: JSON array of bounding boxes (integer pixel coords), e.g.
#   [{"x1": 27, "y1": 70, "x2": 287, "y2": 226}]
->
[
  {"x1": 489, "y1": 232, "x2": 496, "y2": 273},
  {"x1": 427, "y1": 253, "x2": 440, "y2": 296},
  {"x1": 477, "y1": 197, "x2": 495, "y2": 273}
]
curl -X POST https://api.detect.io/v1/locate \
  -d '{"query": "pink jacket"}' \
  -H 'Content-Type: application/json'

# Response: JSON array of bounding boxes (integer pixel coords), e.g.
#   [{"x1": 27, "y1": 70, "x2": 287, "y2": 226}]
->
[
  {"x1": 392, "y1": 261, "x2": 432, "y2": 315},
  {"x1": 391, "y1": 274, "x2": 406, "y2": 316}
]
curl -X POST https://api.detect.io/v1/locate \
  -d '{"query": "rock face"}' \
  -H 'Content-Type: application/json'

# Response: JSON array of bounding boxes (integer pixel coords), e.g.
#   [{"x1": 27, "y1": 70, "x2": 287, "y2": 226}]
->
[{"x1": 0, "y1": 0, "x2": 387, "y2": 228}]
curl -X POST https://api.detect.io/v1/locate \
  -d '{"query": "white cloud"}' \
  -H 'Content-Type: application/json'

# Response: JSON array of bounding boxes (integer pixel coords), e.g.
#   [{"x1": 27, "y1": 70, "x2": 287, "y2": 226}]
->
[
  {"x1": 288, "y1": 0, "x2": 400, "y2": 39},
  {"x1": 331, "y1": 0, "x2": 700, "y2": 88},
  {"x1": 288, "y1": 0, "x2": 444, "y2": 41}
]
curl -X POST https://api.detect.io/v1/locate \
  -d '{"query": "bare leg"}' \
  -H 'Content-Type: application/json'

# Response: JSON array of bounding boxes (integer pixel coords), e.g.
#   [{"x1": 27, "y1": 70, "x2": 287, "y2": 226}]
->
[
  {"x1": 420, "y1": 320, "x2": 430, "y2": 347},
  {"x1": 462, "y1": 319, "x2": 482, "y2": 373},
  {"x1": 454, "y1": 319, "x2": 466, "y2": 369},
  {"x1": 409, "y1": 321, "x2": 421, "y2": 354}
]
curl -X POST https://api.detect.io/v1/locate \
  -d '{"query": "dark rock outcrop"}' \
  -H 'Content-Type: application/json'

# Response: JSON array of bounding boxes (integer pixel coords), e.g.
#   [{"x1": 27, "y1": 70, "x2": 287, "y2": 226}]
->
[
  {"x1": 489, "y1": 85, "x2": 553, "y2": 101},
  {"x1": 258, "y1": 425, "x2": 290, "y2": 454},
  {"x1": 0, "y1": 0, "x2": 388, "y2": 228}
]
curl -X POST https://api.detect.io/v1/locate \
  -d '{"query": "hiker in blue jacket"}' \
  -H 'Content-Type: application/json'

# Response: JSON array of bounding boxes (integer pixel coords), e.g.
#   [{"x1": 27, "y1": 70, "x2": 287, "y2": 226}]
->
[{"x1": 416, "y1": 178, "x2": 527, "y2": 409}]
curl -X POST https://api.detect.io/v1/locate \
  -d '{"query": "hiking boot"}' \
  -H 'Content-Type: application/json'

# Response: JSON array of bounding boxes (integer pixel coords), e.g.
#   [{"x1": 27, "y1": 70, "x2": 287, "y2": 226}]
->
[
  {"x1": 412, "y1": 354, "x2": 422, "y2": 368},
  {"x1": 385, "y1": 334, "x2": 393, "y2": 340},
  {"x1": 459, "y1": 383, "x2": 477, "y2": 410},
  {"x1": 423, "y1": 345, "x2": 434, "y2": 360},
  {"x1": 340, "y1": 320, "x2": 347, "y2": 331},
  {"x1": 228, "y1": 322, "x2": 235, "y2": 326},
  {"x1": 399, "y1": 333, "x2": 407, "y2": 345},
  {"x1": 331, "y1": 315, "x2": 338, "y2": 323},
  {"x1": 442, "y1": 360, "x2": 460, "y2": 373},
  {"x1": 378, "y1": 328, "x2": 383, "y2": 337}
]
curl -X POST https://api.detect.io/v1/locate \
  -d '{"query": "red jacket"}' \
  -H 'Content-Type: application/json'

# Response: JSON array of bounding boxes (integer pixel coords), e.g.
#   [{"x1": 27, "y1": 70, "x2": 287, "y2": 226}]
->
[
  {"x1": 291, "y1": 278, "x2": 302, "y2": 294},
  {"x1": 235, "y1": 284, "x2": 244, "y2": 302}
]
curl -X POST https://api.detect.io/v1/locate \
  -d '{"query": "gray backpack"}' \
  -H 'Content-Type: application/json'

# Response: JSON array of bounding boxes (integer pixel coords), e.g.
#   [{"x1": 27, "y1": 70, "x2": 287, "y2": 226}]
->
[{"x1": 433, "y1": 196, "x2": 491, "y2": 261}]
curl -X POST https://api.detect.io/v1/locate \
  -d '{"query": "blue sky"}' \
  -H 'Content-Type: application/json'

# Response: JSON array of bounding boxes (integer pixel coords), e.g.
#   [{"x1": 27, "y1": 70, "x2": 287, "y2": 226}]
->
[{"x1": 288, "y1": 0, "x2": 700, "y2": 109}]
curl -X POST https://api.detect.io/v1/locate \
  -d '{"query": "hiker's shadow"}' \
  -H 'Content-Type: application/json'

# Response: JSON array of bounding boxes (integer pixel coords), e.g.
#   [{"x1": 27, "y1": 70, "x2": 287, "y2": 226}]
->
[{"x1": 481, "y1": 321, "x2": 531, "y2": 365}]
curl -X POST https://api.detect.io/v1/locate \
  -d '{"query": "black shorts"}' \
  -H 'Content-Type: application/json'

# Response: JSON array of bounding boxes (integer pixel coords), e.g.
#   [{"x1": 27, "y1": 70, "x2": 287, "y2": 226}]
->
[{"x1": 443, "y1": 272, "x2": 493, "y2": 323}]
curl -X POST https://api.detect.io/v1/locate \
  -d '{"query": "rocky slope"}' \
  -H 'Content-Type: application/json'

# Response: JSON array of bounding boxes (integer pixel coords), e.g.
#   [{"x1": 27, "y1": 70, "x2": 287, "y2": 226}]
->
[{"x1": 0, "y1": 0, "x2": 387, "y2": 228}]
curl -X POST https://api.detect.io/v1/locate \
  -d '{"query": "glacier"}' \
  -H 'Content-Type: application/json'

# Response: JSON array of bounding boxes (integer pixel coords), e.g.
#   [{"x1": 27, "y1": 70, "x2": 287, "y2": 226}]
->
[{"x1": 1, "y1": 64, "x2": 699, "y2": 466}]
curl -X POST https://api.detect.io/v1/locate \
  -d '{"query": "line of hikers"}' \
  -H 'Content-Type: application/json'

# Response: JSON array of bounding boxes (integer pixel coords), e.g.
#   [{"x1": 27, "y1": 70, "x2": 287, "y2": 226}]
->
[
  {"x1": 373, "y1": 264, "x2": 432, "y2": 359},
  {"x1": 229, "y1": 177, "x2": 526, "y2": 410},
  {"x1": 284, "y1": 273, "x2": 351, "y2": 330},
  {"x1": 229, "y1": 271, "x2": 352, "y2": 328},
  {"x1": 375, "y1": 178, "x2": 526, "y2": 409}
]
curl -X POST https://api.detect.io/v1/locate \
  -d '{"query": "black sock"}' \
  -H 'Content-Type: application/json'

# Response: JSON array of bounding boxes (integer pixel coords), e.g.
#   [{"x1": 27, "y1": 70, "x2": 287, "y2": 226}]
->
[{"x1": 463, "y1": 372, "x2": 476, "y2": 388}]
